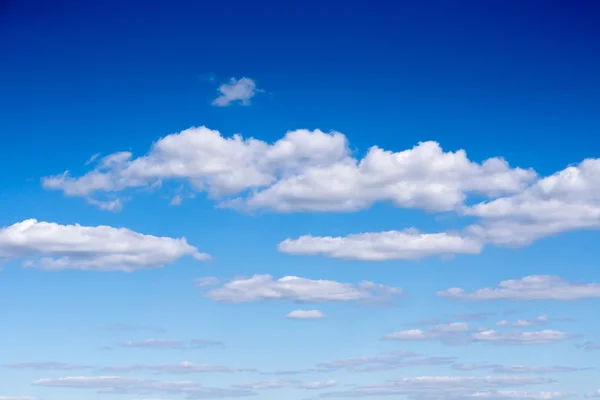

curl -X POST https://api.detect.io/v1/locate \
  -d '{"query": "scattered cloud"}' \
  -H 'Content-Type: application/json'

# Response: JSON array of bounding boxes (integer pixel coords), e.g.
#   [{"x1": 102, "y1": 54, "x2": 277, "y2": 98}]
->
[
  {"x1": 471, "y1": 330, "x2": 573, "y2": 345},
  {"x1": 317, "y1": 351, "x2": 453, "y2": 373},
  {"x1": 298, "y1": 380, "x2": 337, "y2": 389},
  {"x1": 195, "y1": 277, "x2": 221, "y2": 288},
  {"x1": 0, "y1": 219, "x2": 209, "y2": 272},
  {"x1": 286, "y1": 309, "x2": 325, "y2": 319},
  {"x1": 452, "y1": 363, "x2": 588, "y2": 374},
  {"x1": 496, "y1": 315, "x2": 548, "y2": 327},
  {"x1": 232, "y1": 380, "x2": 292, "y2": 390},
  {"x1": 438, "y1": 275, "x2": 600, "y2": 301},
  {"x1": 321, "y1": 375, "x2": 555, "y2": 398},
  {"x1": 120, "y1": 338, "x2": 223, "y2": 349},
  {"x1": 384, "y1": 322, "x2": 470, "y2": 343},
  {"x1": 5, "y1": 362, "x2": 90, "y2": 371},
  {"x1": 587, "y1": 390, "x2": 600, "y2": 398},
  {"x1": 575, "y1": 341, "x2": 600, "y2": 351},
  {"x1": 33, "y1": 376, "x2": 254, "y2": 399},
  {"x1": 101, "y1": 361, "x2": 232, "y2": 374},
  {"x1": 212, "y1": 77, "x2": 263, "y2": 107},
  {"x1": 0, "y1": 397, "x2": 36, "y2": 400},
  {"x1": 468, "y1": 391, "x2": 572, "y2": 400},
  {"x1": 202, "y1": 274, "x2": 401, "y2": 303},
  {"x1": 278, "y1": 229, "x2": 482, "y2": 261}
]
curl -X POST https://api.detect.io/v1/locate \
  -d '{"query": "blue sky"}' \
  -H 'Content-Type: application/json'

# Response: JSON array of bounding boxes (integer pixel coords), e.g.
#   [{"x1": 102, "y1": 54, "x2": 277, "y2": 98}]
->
[{"x1": 1, "y1": 1, "x2": 600, "y2": 399}]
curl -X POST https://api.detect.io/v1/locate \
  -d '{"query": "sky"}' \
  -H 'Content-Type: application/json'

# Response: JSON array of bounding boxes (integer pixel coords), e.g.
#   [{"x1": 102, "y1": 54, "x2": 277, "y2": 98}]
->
[{"x1": 1, "y1": 0, "x2": 600, "y2": 399}]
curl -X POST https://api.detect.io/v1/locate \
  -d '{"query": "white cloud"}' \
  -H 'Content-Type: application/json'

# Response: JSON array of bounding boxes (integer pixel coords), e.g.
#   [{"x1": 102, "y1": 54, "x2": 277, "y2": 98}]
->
[
  {"x1": 231, "y1": 380, "x2": 292, "y2": 390},
  {"x1": 278, "y1": 229, "x2": 483, "y2": 261},
  {"x1": 587, "y1": 390, "x2": 600, "y2": 398},
  {"x1": 102, "y1": 361, "x2": 231, "y2": 374},
  {"x1": 438, "y1": 275, "x2": 600, "y2": 301},
  {"x1": 321, "y1": 376, "x2": 555, "y2": 398},
  {"x1": 471, "y1": 330, "x2": 572, "y2": 345},
  {"x1": 576, "y1": 341, "x2": 600, "y2": 351},
  {"x1": 212, "y1": 77, "x2": 263, "y2": 107},
  {"x1": 33, "y1": 376, "x2": 254, "y2": 398},
  {"x1": 298, "y1": 380, "x2": 337, "y2": 389},
  {"x1": 42, "y1": 127, "x2": 534, "y2": 214},
  {"x1": 0, "y1": 219, "x2": 209, "y2": 272},
  {"x1": 496, "y1": 315, "x2": 548, "y2": 327},
  {"x1": 384, "y1": 322, "x2": 469, "y2": 342},
  {"x1": 286, "y1": 309, "x2": 325, "y2": 319},
  {"x1": 203, "y1": 274, "x2": 401, "y2": 303},
  {"x1": 452, "y1": 364, "x2": 586, "y2": 374},
  {"x1": 5, "y1": 362, "x2": 90, "y2": 370},
  {"x1": 120, "y1": 338, "x2": 222, "y2": 349},
  {"x1": 317, "y1": 351, "x2": 453, "y2": 373},
  {"x1": 0, "y1": 397, "x2": 36, "y2": 400},
  {"x1": 469, "y1": 391, "x2": 572, "y2": 400},
  {"x1": 464, "y1": 158, "x2": 600, "y2": 245}
]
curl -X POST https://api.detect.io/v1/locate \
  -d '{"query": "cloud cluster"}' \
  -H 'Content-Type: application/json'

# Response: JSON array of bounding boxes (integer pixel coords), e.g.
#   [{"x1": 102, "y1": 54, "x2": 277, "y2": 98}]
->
[
  {"x1": 42, "y1": 127, "x2": 533, "y2": 214},
  {"x1": 321, "y1": 375, "x2": 557, "y2": 399},
  {"x1": 202, "y1": 274, "x2": 401, "y2": 303},
  {"x1": 33, "y1": 376, "x2": 254, "y2": 399},
  {"x1": 0, "y1": 219, "x2": 209, "y2": 272},
  {"x1": 438, "y1": 275, "x2": 600, "y2": 301}
]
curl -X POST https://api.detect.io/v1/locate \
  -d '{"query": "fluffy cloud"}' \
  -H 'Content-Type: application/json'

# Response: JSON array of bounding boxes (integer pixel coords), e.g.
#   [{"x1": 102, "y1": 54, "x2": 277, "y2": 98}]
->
[
  {"x1": 471, "y1": 330, "x2": 572, "y2": 345},
  {"x1": 496, "y1": 315, "x2": 548, "y2": 327},
  {"x1": 33, "y1": 376, "x2": 254, "y2": 398},
  {"x1": 286, "y1": 309, "x2": 325, "y2": 319},
  {"x1": 202, "y1": 274, "x2": 401, "y2": 303},
  {"x1": 321, "y1": 376, "x2": 555, "y2": 398},
  {"x1": 212, "y1": 77, "x2": 262, "y2": 106},
  {"x1": 0, "y1": 219, "x2": 208, "y2": 272},
  {"x1": 278, "y1": 229, "x2": 483, "y2": 261},
  {"x1": 438, "y1": 275, "x2": 600, "y2": 301},
  {"x1": 299, "y1": 380, "x2": 337, "y2": 389},
  {"x1": 42, "y1": 127, "x2": 534, "y2": 214},
  {"x1": 464, "y1": 158, "x2": 600, "y2": 245}
]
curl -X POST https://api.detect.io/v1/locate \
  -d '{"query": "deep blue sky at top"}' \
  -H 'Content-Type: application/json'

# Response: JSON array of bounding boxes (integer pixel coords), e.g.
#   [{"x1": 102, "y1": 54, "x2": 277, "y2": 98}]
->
[{"x1": 2, "y1": 0, "x2": 600, "y2": 180}]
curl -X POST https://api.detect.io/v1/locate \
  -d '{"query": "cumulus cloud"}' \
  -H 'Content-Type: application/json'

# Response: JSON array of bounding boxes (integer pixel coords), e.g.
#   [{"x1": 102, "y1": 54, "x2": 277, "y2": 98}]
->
[
  {"x1": 438, "y1": 275, "x2": 600, "y2": 301},
  {"x1": 471, "y1": 330, "x2": 572, "y2": 345},
  {"x1": 321, "y1": 375, "x2": 555, "y2": 398},
  {"x1": 33, "y1": 376, "x2": 254, "y2": 399},
  {"x1": 212, "y1": 77, "x2": 263, "y2": 106},
  {"x1": 0, "y1": 219, "x2": 209, "y2": 272},
  {"x1": 42, "y1": 127, "x2": 534, "y2": 215},
  {"x1": 278, "y1": 229, "x2": 483, "y2": 261},
  {"x1": 286, "y1": 309, "x2": 325, "y2": 319},
  {"x1": 464, "y1": 158, "x2": 600, "y2": 245},
  {"x1": 202, "y1": 274, "x2": 401, "y2": 303}
]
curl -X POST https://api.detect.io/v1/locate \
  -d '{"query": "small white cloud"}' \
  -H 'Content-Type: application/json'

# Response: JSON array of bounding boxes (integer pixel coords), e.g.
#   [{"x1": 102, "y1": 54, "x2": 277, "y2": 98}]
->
[
  {"x1": 119, "y1": 338, "x2": 222, "y2": 349},
  {"x1": 587, "y1": 390, "x2": 600, "y2": 398},
  {"x1": 471, "y1": 330, "x2": 572, "y2": 345},
  {"x1": 286, "y1": 309, "x2": 325, "y2": 319},
  {"x1": 212, "y1": 77, "x2": 263, "y2": 107},
  {"x1": 0, "y1": 397, "x2": 37, "y2": 400},
  {"x1": 496, "y1": 315, "x2": 548, "y2": 327},
  {"x1": 195, "y1": 277, "x2": 221, "y2": 288},
  {"x1": 232, "y1": 380, "x2": 292, "y2": 390},
  {"x1": 298, "y1": 380, "x2": 337, "y2": 389},
  {"x1": 5, "y1": 362, "x2": 89, "y2": 370},
  {"x1": 0, "y1": 219, "x2": 209, "y2": 272},
  {"x1": 384, "y1": 323, "x2": 469, "y2": 342},
  {"x1": 203, "y1": 274, "x2": 401, "y2": 303},
  {"x1": 438, "y1": 275, "x2": 600, "y2": 301},
  {"x1": 278, "y1": 229, "x2": 482, "y2": 261}
]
